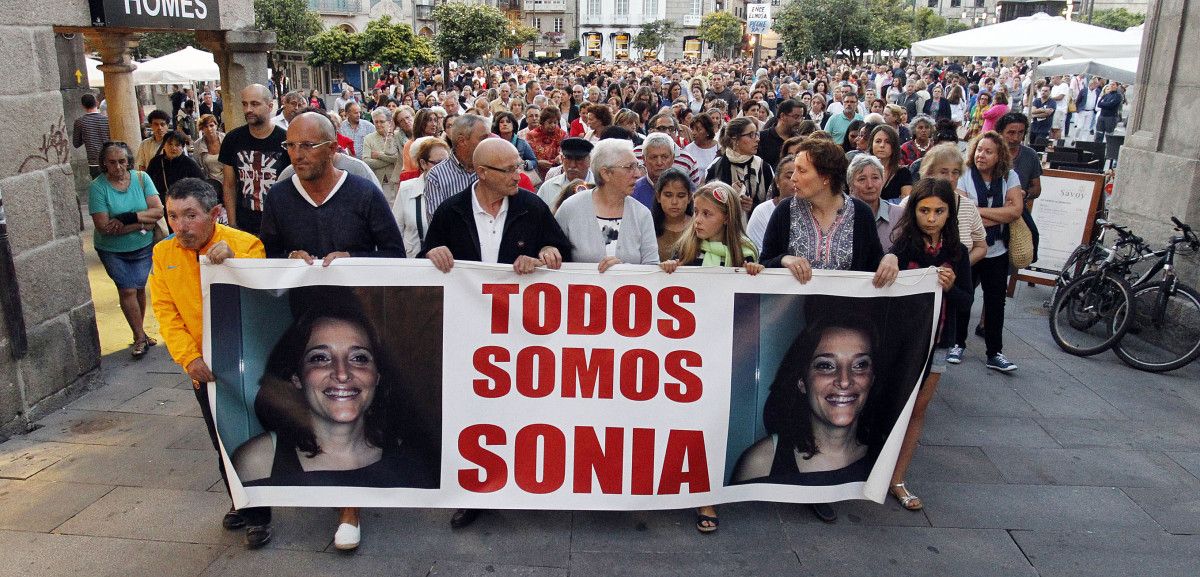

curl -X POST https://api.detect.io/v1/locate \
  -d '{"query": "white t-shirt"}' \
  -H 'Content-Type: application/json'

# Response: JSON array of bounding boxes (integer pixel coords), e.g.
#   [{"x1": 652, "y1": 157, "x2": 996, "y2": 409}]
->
[
  {"x1": 957, "y1": 169, "x2": 1021, "y2": 259},
  {"x1": 470, "y1": 183, "x2": 509, "y2": 264}
]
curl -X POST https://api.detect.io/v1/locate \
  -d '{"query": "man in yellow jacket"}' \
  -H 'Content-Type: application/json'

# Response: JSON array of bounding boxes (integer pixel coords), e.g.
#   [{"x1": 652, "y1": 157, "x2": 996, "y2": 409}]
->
[{"x1": 148, "y1": 177, "x2": 273, "y2": 548}]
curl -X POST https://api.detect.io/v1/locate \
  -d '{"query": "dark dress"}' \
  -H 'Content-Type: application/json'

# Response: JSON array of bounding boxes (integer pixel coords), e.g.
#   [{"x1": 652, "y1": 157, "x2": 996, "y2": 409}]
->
[
  {"x1": 244, "y1": 433, "x2": 437, "y2": 488},
  {"x1": 738, "y1": 435, "x2": 872, "y2": 486}
]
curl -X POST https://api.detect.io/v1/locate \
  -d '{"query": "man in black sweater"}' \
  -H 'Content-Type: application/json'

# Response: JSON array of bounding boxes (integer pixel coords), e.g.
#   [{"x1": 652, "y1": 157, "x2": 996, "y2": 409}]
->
[{"x1": 260, "y1": 112, "x2": 404, "y2": 263}]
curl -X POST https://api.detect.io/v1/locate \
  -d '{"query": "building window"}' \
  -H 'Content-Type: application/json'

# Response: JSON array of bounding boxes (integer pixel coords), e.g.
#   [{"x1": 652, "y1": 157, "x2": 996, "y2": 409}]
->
[
  {"x1": 975, "y1": 0, "x2": 984, "y2": 6},
  {"x1": 950, "y1": 0, "x2": 960, "y2": 7},
  {"x1": 554, "y1": 17, "x2": 563, "y2": 33},
  {"x1": 691, "y1": 0, "x2": 701, "y2": 15},
  {"x1": 771, "y1": 0, "x2": 780, "y2": 5},
  {"x1": 927, "y1": 0, "x2": 938, "y2": 6},
  {"x1": 616, "y1": 0, "x2": 629, "y2": 15},
  {"x1": 588, "y1": 0, "x2": 601, "y2": 14},
  {"x1": 614, "y1": 32, "x2": 631, "y2": 60},
  {"x1": 646, "y1": 0, "x2": 658, "y2": 16},
  {"x1": 534, "y1": 17, "x2": 542, "y2": 30}
]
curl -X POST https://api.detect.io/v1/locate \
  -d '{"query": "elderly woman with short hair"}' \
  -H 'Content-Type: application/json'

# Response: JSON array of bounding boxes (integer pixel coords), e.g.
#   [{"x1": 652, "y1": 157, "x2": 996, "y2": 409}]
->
[
  {"x1": 554, "y1": 138, "x2": 658, "y2": 272},
  {"x1": 363, "y1": 108, "x2": 399, "y2": 201},
  {"x1": 900, "y1": 115, "x2": 936, "y2": 166},
  {"x1": 846, "y1": 154, "x2": 898, "y2": 252}
]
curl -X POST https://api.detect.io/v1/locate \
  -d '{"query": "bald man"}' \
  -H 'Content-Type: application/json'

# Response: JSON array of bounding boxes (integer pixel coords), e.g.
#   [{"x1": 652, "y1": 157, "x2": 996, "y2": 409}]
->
[
  {"x1": 259, "y1": 112, "x2": 404, "y2": 262},
  {"x1": 218, "y1": 84, "x2": 291, "y2": 234}
]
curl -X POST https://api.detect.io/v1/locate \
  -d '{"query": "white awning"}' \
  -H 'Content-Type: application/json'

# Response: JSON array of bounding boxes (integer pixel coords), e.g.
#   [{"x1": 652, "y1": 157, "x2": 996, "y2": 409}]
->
[{"x1": 911, "y1": 13, "x2": 1141, "y2": 59}]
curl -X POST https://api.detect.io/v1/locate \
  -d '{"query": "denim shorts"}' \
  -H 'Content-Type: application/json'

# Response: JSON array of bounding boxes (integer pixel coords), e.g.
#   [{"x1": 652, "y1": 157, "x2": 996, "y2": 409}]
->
[
  {"x1": 96, "y1": 243, "x2": 154, "y2": 290},
  {"x1": 929, "y1": 346, "x2": 949, "y2": 375}
]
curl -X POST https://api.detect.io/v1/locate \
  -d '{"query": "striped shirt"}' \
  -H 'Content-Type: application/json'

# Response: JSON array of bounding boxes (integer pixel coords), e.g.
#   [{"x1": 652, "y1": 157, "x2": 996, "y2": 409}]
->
[
  {"x1": 72, "y1": 112, "x2": 110, "y2": 165},
  {"x1": 424, "y1": 153, "x2": 477, "y2": 214},
  {"x1": 633, "y1": 145, "x2": 704, "y2": 186}
]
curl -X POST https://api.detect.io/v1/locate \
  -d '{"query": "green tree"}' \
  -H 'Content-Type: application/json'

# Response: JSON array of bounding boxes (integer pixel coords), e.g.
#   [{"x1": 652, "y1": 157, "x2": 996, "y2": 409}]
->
[
  {"x1": 697, "y1": 11, "x2": 744, "y2": 58},
  {"x1": 359, "y1": 16, "x2": 437, "y2": 68},
  {"x1": 911, "y1": 7, "x2": 949, "y2": 41},
  {"x1": 866, "y1": 0, "x2": 913, "y2": 54},
  {"x1": 773, "y1": 0, "x2": 870, "y2": 60},
  {"x1": 306, "y1": 27, "x2": 361, "y2": 68},
  {"x1": 432, "y1": 2, "x2": 509, "y2": 63},
  {"x1": 254, "y1": 0, "x2": 323, "y2": 51},
  {"x1": 133, "y1": 32, "x2": 194, "y2": 59},
  {"x1": 945, "y1": 20, "x2": 972, "y2": 34},
  {"x1": 633, "y1": 19, "x2": 679, "y2": 54},
  {"x1": 502, "y1": 22, "x2": 541, "y2": 53},
  {"x1": 1089, "y1": 8, "x2": 1145, "y2": 31}
]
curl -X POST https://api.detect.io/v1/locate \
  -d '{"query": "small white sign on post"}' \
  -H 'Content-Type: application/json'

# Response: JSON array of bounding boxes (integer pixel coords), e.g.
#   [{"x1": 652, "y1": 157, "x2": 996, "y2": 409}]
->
[{"x1": 747, "y1": 3, "x2": 771, "y2": 35}]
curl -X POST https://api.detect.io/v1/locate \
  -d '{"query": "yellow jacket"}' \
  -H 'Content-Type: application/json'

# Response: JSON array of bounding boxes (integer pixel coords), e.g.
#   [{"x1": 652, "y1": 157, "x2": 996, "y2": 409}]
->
[{"x1": 149, "y1": 224, "x2": 265, "y2": 370}]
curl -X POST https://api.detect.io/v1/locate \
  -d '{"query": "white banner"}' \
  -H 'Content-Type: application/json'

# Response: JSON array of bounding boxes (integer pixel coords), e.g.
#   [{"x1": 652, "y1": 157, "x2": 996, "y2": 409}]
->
[{"x1": 203, "y1": 260, "x2": 940, "y2": 510}]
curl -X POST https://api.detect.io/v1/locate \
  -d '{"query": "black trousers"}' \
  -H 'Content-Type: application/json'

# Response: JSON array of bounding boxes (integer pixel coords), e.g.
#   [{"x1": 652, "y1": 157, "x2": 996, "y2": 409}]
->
[
  {"x1": 193, "y1": 384, "x2": 271, "y2": 525},
  {"x1": 956, "y1": 253, "x2": 1008, "y2": 357}
]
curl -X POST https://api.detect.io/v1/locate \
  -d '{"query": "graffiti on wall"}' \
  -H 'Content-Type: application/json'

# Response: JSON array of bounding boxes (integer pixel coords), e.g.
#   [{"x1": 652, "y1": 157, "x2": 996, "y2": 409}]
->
[{"x1": 19, "y1": 116, "x2": 72, "y2": 175}]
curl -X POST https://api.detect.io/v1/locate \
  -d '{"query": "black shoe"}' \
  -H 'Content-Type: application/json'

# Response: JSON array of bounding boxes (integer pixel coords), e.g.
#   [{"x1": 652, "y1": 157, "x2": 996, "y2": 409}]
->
[
  {"x1": 222, "y1": 508, "x2": 246, "y2": 530},
  {"x1": 975, "y1": 324, "x2": 986, "y2": 339},
  {"x1": 245, "y1": 524, "x2": 273, "y2": 549},
  {"x1": 450, "y1": 508, "x2": 481, "y2": 529},
  {"x1": 810, "y1": 503, "x2": 837, "y2": 523}
]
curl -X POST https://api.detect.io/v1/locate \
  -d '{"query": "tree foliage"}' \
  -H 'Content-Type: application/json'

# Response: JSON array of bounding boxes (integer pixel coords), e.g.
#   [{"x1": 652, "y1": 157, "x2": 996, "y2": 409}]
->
[
  {"x1": 773, "y1": 0, "x2": 869, "y2": 60},
  {"x1": 433, "y1": 2, "x2": 509, "y2": 63},
  {"x1": 254, "y1": 0, "x2": 323, "y2": 51},
  {"x1": 306, "y1": 27, "x2": 361, "y2": 67},
  {"x1": 697, "y1": 11, "x2": 744, "y2": 57},
  {"x1": 866, "y1": 0, "x2": 913, "y2": 54},
  {"x1": 502, "y1": 21, "x2": 541, "y2": 52},
  {"x1": 134, "y1": 32, "x2": 194, "y2": 59},
  {"x1": 1089, "y1": 8, "x2": 1145, "y2": 31},
  {"x1": 359, "y1": 16, "x2": 437, "y2": 67},
  {"x1": 633, "y1": 19, "x2": 679, "y2": 52}
]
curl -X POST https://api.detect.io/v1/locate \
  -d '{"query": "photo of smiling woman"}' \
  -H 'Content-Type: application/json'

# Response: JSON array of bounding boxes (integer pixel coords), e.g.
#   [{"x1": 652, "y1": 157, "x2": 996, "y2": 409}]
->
[
  {"x1": 732, "y1": 313, "x2": 883, "y2": 486},
  {"x1": 232, "y1": 304, "x2": 437, "y2": 490}
]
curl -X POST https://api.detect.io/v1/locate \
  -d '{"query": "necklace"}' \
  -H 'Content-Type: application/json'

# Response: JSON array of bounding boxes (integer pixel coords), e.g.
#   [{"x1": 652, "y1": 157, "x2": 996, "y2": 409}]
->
[{"x1": 913, "y1": 139, "x2": 930, "y2": 153}]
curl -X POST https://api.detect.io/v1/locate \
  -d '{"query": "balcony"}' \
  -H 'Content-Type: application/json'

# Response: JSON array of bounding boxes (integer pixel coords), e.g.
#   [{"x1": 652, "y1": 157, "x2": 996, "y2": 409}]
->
[
  {"x1": 308, "y1": 0, "x2": 363, "y2": 15},
  {"x1": 580, "y1": 14, "x2": 633, "y2": 27},
  {"x1": 526, "y1": 0, "x2": 567, "y2": 11}
]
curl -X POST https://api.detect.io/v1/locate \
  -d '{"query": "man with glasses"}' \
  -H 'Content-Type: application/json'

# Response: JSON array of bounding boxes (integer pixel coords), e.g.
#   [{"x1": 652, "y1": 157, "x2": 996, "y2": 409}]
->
[
  {"x1": 758, "y1": 99, "x2": 804, "y2": 169},
  {"x1": 634, "y1": 112, "x2": 703, "y2": 186},
  {"x1": 218, "y1": 84, "x2": 291, "y2": 234}
]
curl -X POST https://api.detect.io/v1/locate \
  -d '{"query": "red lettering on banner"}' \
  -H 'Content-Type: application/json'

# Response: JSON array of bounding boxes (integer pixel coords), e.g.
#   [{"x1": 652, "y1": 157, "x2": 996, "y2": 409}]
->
[
  {"x1": 561, "y1": 348, "x2": 615, "y2": 398},
  {"x1": 657, "y1": 286, "x2": 697, "y2": 338},
  {"x1": 657, "y1": 430, "x2": 710, "y2": 494},
  {"x1": 663, "y1": 350, "x2": 703, "y2": 403},
  {"x1": 482, "y1": 283, "x2": 520, "y2": 333},
  {"x1": 516, "y1": 346, "x2": 556, "y2": 398},
  {"x1": 619, "y1": 349, "x2": 659, "y2": 401},
  {"x1": 522, "y1": 283, "x2": 562, "y2": 335},
  {"x1": 458, "y1": 424, "x2": 508, "y2": 492},
  {"x1": 472, "y1": 346, "x2": 511, "y2": 397},
  {"x1": 612, "y1": 286, "x2": 654, "y2": 337},
  {"x1": 567, "y1": 284, "x2": 607, "y2": 334},
  {"x1": 458, "y1": 425, "x2": 710, "y2": 495},
  {"x1": 631, "y1": 427, "x2": 657, "y2": 495},
  {"x1": 514, "y1": 424, "x2": 567, "y2": 493},
  {"x1": 573, "y1": 427, "x2": 624, "y2": 493}
]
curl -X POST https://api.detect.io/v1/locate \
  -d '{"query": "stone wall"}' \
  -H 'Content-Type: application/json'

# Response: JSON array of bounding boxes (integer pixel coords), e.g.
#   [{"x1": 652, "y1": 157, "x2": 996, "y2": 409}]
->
[
  {"x1": 0, "y1": 20, "x2": 101, "y2": 434},
  {"x1": 1109, "y1": 0, "x2": 1199, "y2": 286}
]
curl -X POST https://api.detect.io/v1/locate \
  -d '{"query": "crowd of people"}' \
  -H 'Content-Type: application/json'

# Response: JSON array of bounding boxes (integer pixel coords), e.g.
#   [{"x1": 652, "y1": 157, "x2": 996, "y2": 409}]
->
[{"x1": 71, "y1": 54, "x2": 1130, "y2": 552}]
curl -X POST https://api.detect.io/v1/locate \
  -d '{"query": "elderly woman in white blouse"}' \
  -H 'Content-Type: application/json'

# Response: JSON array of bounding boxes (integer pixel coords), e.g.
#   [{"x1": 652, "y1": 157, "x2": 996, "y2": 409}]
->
[
  {"x1": 554, "y1": 138, "x2": 659, "y2": 271},
  {"x1": 391, "y1": 136, "x2": 450, "y2": 257}
]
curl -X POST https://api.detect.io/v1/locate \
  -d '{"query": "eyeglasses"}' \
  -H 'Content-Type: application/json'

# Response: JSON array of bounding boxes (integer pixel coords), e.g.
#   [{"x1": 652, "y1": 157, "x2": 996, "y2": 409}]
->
[
  {"x1": 610, "y1": 162, "x2": 643, "y2": 173},
  {"x1": 281, "y1": 141, "x2": 333, "y2": 152},
  {"x1": 480, "y1": 164, "x2": 524, "y2": 174},
  {"x1": 651, "y1": 124, "x2": 677, "y2": 132},
  {"x1": 738, "y1": 131, "x2": 760, "y2": 140}
]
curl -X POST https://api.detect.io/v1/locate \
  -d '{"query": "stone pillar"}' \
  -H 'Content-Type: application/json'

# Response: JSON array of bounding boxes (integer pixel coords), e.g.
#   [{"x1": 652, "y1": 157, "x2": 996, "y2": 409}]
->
[
  {"x1": 199, "y1": 29, "x2": 277, "y2": 132},
  {"x1": 1110, "y1": 0, "x2": 1200, "y2": 285},
  {"x1": 90, "y1": 32, "x2": 142, "y2": 148}
]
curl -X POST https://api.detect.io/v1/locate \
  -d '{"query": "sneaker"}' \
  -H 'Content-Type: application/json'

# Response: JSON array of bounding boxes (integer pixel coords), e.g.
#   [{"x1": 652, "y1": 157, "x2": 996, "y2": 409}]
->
[
  {"x1": 333, "y1": 522, "x2": 360, "y2": 551},
  {"x1": 245, "y1": 524, "x2": 273, "y2": 549},
  {"x1": 946, "y1": 346, "x2": 964, "y2": 365},
  {"x1": 986, "y1": 353, "x2": 1018, "y2": 373}
]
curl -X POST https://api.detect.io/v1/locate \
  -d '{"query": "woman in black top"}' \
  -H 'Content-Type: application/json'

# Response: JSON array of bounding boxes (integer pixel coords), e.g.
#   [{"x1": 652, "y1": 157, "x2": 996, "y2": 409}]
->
[
  {"x1": 146, "y1": 130, "x2": 204, "y2": 208},
  {"x1": 869, "y1": 124, "x2": 913, "y2": 201}
]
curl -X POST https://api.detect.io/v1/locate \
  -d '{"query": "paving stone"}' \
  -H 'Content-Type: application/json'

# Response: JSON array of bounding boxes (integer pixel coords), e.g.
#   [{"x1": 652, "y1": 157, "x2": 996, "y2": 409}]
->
[
  {"x1": 254, "y1": 506, "x2": 339, "y2": 553},
  {"x1": 921, "y1": 416, "x2": 1061, "y2": 448},
  {"x1": 111, "y1": 387, "x2": 202, "y2": 417},
  {"x1": 1011, "y1": 530, "x2": 1200, "y2": 577},
  {"x1": 427, "y1": 560, "x2": 567, "y2": 577},
  {"x1": 569, "y1": 550, "x2": 801, "y2": 577},
  {"x1": 0, "y1": 479, "x2": 112, "y2": 532},
  {"x1": 19, "y1": 409, "x2": 205, "y2": 448},
  {"x1": 0, "y1": 439, "x2": 77, "y2": 479},
  {"x1": 905, "y1": 445, "x2": 1007, "y2": 485},
  {"x1": 984, "y1": 447, "x2": 1196, "y2": 488},
  {"x1": 936, "y1": 374, "x2": 1041, "y2": 418},
  {"x1": 774, "y1": 497, "x2": 931, "y2": 528},
  {"x1": 64, "y1": 379, "x2": 152, "y2": 412},
  {"x1": 33, "y1": 444, "x2": 220, "y2": 491},
  {"x1": 1037, "y1": 417, "x2": 1200, "y2": 451},
  {"x1": 784, "y1": 525, "x2": 1037, "y2": 577},
  {"x1": 1121, "y1": 486, "x2": 1200, "y2": 535},
  {"x1": 1075, "y1": 369, "x2": 1200, "y2": 426},
  {"x1": 54, "y1": 486, "x2": 237, "y2": 545},
  {"x1": 168, "y1": 420, "x2": 220, "y2": 452},
  {"x1": 198, "y1": 547, "x2": 434, "y2": 577},
  {"x1": 349, "y1": 508, "x2": 571, "y2": 566},
  {"x1": 1167, "y1": 452, "x2": 1200, "y2": 481},
  {"x1": 571, "y1": 501, "x2": 787, "y2": 554},
  {"x1": 1008, "y1": 358, "x2": 1126, "y2": 419},
  {"x1": 0, "y1": 529, "x2": 223, "y2": 577},
  {"x1": 919, "y1": 482, "x2": 1159, "y2": 531}
]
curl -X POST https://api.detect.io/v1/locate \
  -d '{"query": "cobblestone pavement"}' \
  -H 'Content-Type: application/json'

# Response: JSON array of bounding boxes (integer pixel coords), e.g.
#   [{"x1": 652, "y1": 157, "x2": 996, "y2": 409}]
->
[{"x1": 2, "y1": 276, "x2": 1200, "y2": 576}]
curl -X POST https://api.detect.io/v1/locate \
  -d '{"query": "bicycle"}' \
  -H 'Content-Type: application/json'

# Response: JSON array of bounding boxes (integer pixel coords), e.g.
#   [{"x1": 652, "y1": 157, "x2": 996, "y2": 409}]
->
[
  {"x1": 1111, "y1": 217, "x2": 1200, "y2": 372},
  {"x1": 1048, "y1": 223, "x2": 1142, "y2": 357}
]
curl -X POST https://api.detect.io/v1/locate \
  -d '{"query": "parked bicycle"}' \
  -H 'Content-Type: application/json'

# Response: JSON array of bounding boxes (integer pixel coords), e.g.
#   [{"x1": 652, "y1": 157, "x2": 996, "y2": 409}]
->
[{"x1": 1048, "y1": 221, "x2": 1140, "y2": 357}]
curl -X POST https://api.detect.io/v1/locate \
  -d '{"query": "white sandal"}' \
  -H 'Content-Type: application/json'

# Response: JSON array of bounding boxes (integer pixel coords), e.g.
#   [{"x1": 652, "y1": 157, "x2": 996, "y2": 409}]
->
[{"x1": 333, "y1": 522, "x2": 360, "y2": 551}]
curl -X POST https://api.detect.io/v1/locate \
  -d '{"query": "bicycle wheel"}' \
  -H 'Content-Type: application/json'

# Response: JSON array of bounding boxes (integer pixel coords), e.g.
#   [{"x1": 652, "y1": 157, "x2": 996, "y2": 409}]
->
[
  {"x1": 1049, "y1": 271, "x2": 1134, "y2": 356},
  {"x1": 1058, "y1": 243, "x2": 1098, "y2": 288},
  {"x1": 1113, "y1": 283, "x2": 1200, "y2": 372}
]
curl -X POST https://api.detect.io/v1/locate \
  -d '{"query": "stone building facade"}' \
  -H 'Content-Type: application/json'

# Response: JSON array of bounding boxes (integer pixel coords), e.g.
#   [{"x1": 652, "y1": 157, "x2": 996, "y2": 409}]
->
[{"x1": 0, "y1": 1, "x2": 262, "y2": 435}]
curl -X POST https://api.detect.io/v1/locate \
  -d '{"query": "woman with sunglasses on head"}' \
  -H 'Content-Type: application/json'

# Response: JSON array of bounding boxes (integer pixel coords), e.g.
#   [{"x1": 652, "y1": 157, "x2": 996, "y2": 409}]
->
[{"x1": 705, "y1": 117, "x2": 775, "y2": 216}]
